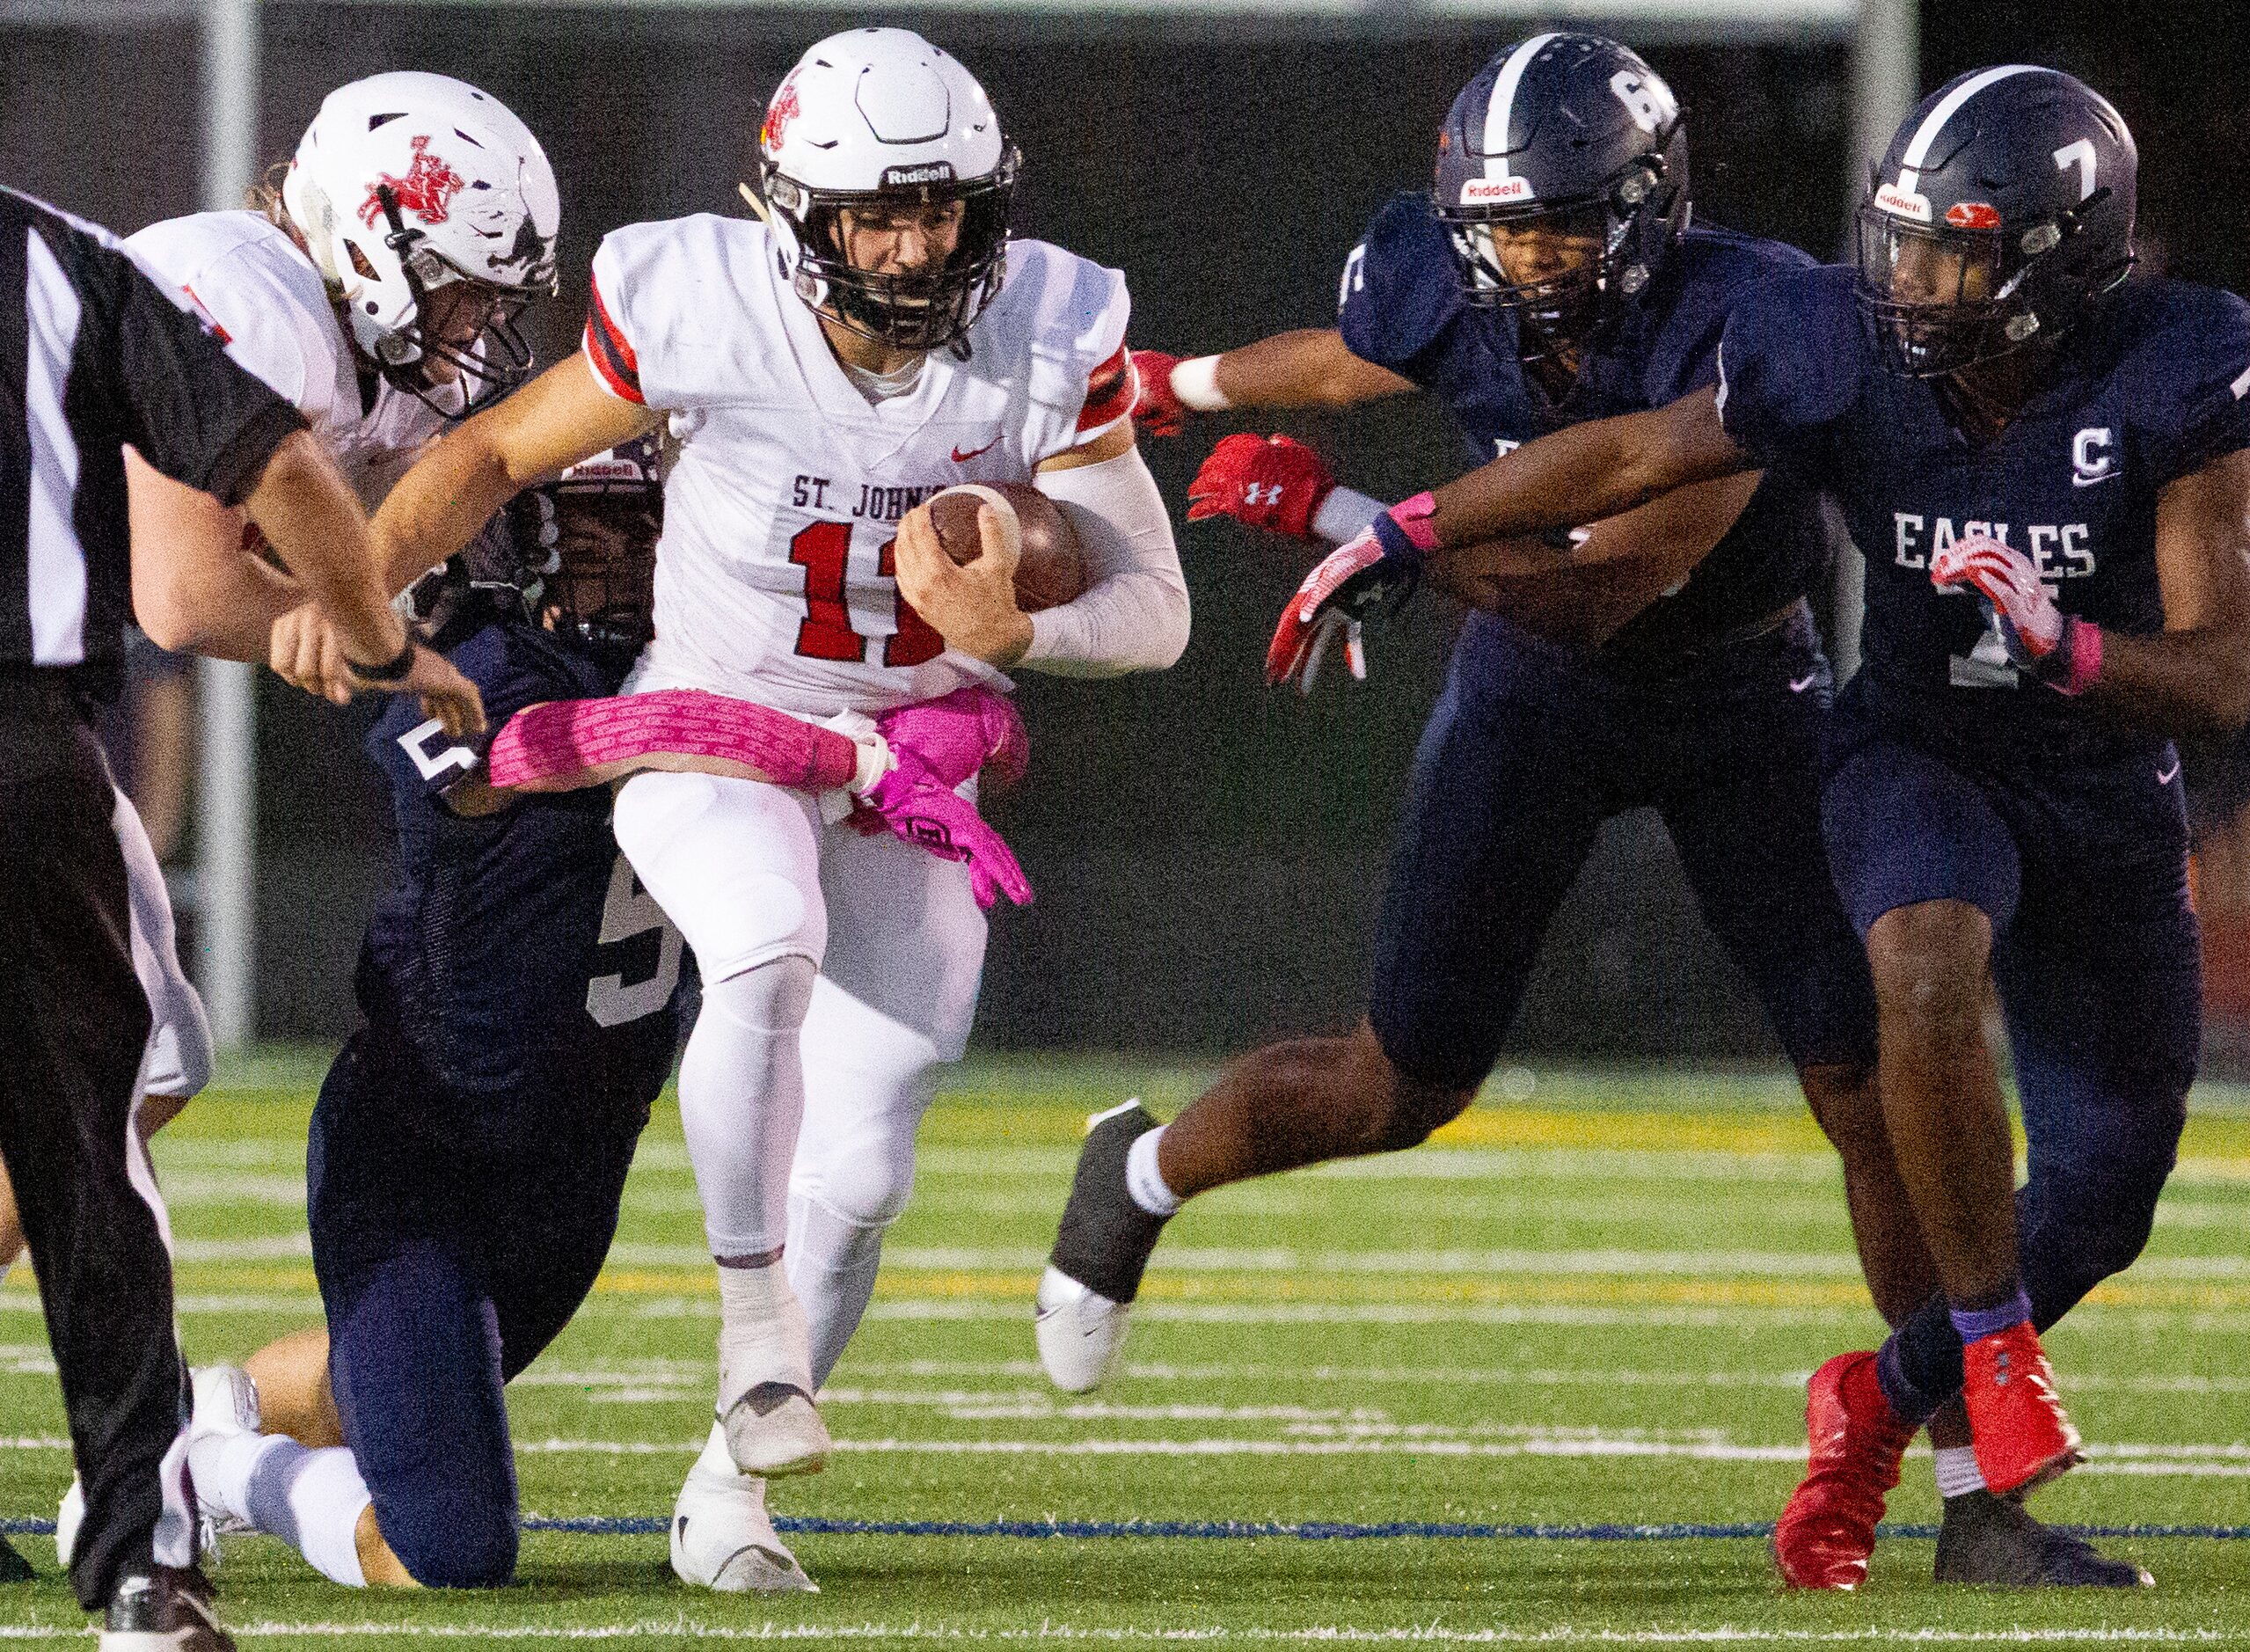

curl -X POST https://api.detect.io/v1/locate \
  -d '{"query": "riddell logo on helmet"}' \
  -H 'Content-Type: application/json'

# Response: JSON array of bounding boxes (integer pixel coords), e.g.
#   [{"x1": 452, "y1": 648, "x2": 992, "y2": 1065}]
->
[
  {"x1": 1460, "y1": 176, "x2": 1532, "y2": 205},
  {"x1": 1947, "y1": 201, "x2": 2003, "y2": 230},
  {"x1": 358, "y1": 135, "x2": 466, "y2": 229},
  {"x1": 1874, "y1": 182, "x2": 1932, "y2": 223},
  {"x1": 763, "y1": 78, "x2": 801, "y2": 156},
  {"x1": 882, "y1": 162, "x2": 958, "y2": 188}
]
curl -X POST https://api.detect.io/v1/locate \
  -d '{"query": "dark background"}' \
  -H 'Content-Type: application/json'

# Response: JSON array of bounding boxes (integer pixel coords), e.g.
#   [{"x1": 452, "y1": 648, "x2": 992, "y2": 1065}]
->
[{"x1": 4, "y1": 4, "x2": 2245, "y2": 1051}]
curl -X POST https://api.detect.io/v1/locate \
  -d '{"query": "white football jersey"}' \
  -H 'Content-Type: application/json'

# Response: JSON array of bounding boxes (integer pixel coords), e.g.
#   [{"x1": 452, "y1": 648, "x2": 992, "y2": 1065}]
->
[
  {"x1": 584, "y1": 215, "x2": 1134, "y2": 716},
  {"x1": 124, "y1": 210, "x2": 448, "y2": 508}
]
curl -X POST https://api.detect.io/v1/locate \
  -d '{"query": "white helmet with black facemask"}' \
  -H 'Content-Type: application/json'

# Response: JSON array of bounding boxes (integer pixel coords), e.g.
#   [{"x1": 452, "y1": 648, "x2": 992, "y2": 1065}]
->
[
  {"x1": 756, "y1": 28, "x2": 1019, "y2": 355},
  {"x1": 281, "y1": 70, "x2": 559, "y2": 414}
]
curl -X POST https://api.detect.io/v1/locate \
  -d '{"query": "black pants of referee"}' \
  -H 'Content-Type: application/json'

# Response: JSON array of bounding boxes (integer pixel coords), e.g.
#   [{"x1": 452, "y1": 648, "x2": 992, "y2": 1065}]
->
[{"x1": 0, "y1": 674, "x2": 195, "y2": 1609}]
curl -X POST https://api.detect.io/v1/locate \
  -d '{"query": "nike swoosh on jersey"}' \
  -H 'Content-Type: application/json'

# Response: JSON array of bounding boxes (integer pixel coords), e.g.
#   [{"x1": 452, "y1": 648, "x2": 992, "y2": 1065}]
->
[
  {"x1": 952, "y1": 438, "x2": 999, "y2": 464},
  {"x1": 2159, "y1": 760, "x2": 2181, "y2": 785},
  {"x1": 1788, "y1": 673, "x2": 1817, "y2": 693},
  {"x1": 2071, "y1": 470, "x2": 2121, "y2": 488}
]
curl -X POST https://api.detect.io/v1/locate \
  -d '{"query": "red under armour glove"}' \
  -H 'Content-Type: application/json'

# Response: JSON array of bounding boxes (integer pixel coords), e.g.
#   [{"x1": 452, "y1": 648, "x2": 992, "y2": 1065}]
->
[
  {"x1": 1129, "y1": 350, "x2": 1192, "y2": 437},
  {"x1": 861, "y1": 750, "x2": 1033, "y2": 910},
  {"x1": 1929, "y1": 532, "x2": 2103, "y2": 694},
  {"x1": 1187, "y1": 434, "x2": 1338, "y2": 541}
]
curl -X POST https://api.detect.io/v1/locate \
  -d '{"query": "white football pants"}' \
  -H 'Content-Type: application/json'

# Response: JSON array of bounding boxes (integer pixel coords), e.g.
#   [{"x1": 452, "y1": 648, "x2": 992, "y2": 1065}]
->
[{"x1": 613, "y1": 771, "x2": 984, "y2": 1314}]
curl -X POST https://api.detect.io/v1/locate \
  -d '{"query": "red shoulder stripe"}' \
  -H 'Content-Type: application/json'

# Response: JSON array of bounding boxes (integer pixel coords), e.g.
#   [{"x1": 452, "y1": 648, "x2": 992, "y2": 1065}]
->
[
  {"x1": 1076, "y1": 341, "x2": 1136, "y2": 433},
  {"x1": 582, "y1": 274, "x2": 644, "y2": 404}
]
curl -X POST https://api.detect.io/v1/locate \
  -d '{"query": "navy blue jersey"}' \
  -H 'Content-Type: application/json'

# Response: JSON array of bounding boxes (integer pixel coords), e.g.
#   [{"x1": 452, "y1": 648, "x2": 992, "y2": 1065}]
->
[
  {"x1": 1718, "y1": 266, "x2": 2250, "y2": 764},
  {"x1": 1336, "y1": 194, "x2": 1830, "y2": 657},
  {"x1": 357, "y1": 620, "x2": 684, "y2": 1155}
]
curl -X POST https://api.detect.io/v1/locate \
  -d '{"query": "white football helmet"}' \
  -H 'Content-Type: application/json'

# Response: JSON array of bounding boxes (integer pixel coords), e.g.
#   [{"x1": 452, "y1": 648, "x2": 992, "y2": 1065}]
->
[
  {"x1": 757, "y1": 28, "x2": 1019, "y2": 353},
  {"x1": 281, "y1": 71, "x2": 559, "y2": 411}
]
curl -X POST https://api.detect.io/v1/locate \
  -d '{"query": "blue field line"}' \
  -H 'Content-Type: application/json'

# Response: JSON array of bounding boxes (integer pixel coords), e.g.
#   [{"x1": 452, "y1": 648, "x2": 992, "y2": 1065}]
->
[{"x1": 11, "y1": 1514, "x2": 2250, "y2": 1542}]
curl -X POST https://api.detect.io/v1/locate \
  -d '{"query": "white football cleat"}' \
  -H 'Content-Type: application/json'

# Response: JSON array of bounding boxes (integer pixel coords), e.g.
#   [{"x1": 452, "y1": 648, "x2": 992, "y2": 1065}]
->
[
  {"x1": 671, "y1": 1462, "x2": 816, "y2": 1592},
  {"x1": 718, "y1": 1380, "x2": 830, "y2": 1479},
  {"x1": 1035, "y1": 1264, "x2": 1131, "y2": 1394},
  {"x1": 188, "y1": 1364, "x2": 261, "y2": 1444}
]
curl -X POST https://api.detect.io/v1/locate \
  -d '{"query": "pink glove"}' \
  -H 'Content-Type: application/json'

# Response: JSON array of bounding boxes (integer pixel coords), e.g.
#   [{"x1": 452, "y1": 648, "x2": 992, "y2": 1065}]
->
[
  {"x1": 1188, "y1": 433, "x2": 1338, "y2": 541},
  {"x1": 861, "y1": 753, "x2": 1034, "y2": 910},
  {"x1": 1129, "y1": 350, "x2": 1190, "y2": 437},
  {"x1": 1929, "y1": 532, "x2": 2102, "y2": 694},
  {"x1": 873, "y1": 685, "x2": 1028, "y2": 791}
]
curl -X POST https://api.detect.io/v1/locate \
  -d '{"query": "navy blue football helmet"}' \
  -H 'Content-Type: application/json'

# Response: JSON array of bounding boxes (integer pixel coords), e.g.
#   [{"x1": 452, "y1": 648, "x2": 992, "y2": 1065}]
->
[
  {"x1": 1857, "y1": 65, "x2": 2137, "y2": 377},
  {"x1": 1431, "y1": 33, "x2": 1689, "y2": 352},
  {"x1": 407, "y1": 436, "x2": 662, "y2": 649}
]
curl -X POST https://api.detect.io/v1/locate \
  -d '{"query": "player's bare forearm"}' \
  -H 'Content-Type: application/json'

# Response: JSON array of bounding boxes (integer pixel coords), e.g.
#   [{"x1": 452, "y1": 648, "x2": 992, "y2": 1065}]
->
[
  {"x1": 2093, "y1": 450, "x2": 2250, "y2": 734},
  {"x1": 1425, "y1": 385, "x2": 1752, "y2": 556},
  {"x1": 1215, "y1": 329, "x2": 1416, "y2": 411},
  {"x1": 128, "y1": 448, "x2": 304, "y2": 660},
  {"x1": 1436, "y1": 470, "x2": 1764, "y2": 648},
  {"x1": 241, "y1": 429, "x2": 407, "y2": 667},
  {"x1": 375, "y1": 353, "x2": 660, "y2": 595}
]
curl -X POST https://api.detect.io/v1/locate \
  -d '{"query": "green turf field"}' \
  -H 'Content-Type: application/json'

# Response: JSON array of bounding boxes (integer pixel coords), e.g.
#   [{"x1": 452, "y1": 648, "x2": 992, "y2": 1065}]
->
[{"x1": 6, "y1": 1053, "x2": 2250, "y2": 1645}]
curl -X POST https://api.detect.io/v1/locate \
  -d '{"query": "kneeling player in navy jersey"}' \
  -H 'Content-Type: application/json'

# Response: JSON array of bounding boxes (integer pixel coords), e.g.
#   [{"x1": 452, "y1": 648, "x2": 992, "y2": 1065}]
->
[
  {"x1": 1037, "y1": 33, "x2": 2085, "y2": 1584},
  {"x1": 1275, "y1": 65, "x2": 2250, "y2": 1589},
  {"x1": 139, "y1": 443, "x2": 1026, "y2": 1594}
]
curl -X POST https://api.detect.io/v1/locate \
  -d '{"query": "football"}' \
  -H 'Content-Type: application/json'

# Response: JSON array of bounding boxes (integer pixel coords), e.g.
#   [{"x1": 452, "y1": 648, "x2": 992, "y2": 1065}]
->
[{"x1": 924, "y1": 482, "x2": 1089, "y2": 613}]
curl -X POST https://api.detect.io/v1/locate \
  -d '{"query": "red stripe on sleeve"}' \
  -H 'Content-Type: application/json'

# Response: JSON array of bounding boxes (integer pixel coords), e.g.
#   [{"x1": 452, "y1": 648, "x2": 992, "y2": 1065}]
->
[
  {"x1": 1075, "y1": 341, "x2": 1136, "y2": 433},
  {"x1": 582, "y1": 274, "x2": 644, "y2": 404}
]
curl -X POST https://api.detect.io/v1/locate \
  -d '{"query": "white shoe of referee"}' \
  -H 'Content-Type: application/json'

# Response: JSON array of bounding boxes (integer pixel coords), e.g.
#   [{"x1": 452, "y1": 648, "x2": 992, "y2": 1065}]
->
[{"x1": 671, "y1": 1424, "x2": 817, "y2": 1592}]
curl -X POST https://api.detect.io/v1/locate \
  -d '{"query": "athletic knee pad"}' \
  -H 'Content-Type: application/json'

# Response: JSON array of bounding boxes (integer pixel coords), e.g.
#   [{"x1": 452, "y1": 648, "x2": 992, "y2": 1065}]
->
[
  {"x1": 795, "y1": 983, "x2": 942, "y2": 1228},
  {"x1": 388, "y1": 1492, "x2": 519, "y2": 1589},
  {"x1": 328, "y1": 1244, "x2": 519, "y2": 1585},
  {"x1": 613, "y1": 770, "x2": 828, "y2": 979}
]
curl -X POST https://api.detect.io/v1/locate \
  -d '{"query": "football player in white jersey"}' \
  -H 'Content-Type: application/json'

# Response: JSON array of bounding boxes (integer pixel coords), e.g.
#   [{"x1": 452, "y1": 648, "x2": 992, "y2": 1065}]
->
[
  {"x1": 340, "y1": 26, "x2": 1188, "y2": 1592},
  {"x1": 32, "y1": 68, "x2": 559, "y2": 1575}
]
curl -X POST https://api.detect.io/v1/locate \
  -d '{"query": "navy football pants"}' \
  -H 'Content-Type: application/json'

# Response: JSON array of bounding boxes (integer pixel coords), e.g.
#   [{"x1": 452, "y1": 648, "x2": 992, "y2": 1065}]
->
[
  {"x1": 1369, "y1": 608, "x2": 1878, "y2": 1091},
  {"x1": 308, "y1": 1034, "x2": 645, "y2": 1586},
  {"x1": 1821, "y1": 683, "x2": 2196, "y2": 1414}
]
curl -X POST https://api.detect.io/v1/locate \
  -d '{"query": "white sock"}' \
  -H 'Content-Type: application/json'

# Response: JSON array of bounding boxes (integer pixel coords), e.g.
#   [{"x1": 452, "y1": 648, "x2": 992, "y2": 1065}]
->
[
  {"x1": 188, "y1": 1428, "x2": 287, "y2": 1525},
  {"x1": 787, "y1": 1190, "x2": 888, "y2": 1390},
  {"x1": 1125, "y1": 1125, "x2": 1181, "y2": 1217},
  {"x1": 242, "y1": 1437, "x2": 373, "y2": 1587},
  {"x1": 717, "y1": 1254, "x2": 815, "y2": 1402},
  {"x1": 681, "y1": 957, "x2": 817, "y2": 1258},
  {"x1": 1934, "y1": 1444, "x2": 1986, "y2": 1499},
  {"x1": 0, "y1": 1260, "x2": 11, "y2": 1290},
  {"x1": 692, "y1": 1420, "x2": 736, "y2": 1478}
]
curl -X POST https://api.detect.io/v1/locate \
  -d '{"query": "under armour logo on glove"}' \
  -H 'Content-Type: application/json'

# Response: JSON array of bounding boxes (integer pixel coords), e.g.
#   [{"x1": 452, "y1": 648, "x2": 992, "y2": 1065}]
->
[{"x1": 1187, "y1": 434, "x2": 1338, "y2": 541}]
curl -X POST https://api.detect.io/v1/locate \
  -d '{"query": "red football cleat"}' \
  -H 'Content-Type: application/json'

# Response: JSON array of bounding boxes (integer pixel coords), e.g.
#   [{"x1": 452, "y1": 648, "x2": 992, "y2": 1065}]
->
[
  {"x1": 1773, "y1": 1351, "x2": 1918, "y2": 1590},
  {"x1": 1962, "y1": 1322, "x2": 2082, "y2": 1498}
]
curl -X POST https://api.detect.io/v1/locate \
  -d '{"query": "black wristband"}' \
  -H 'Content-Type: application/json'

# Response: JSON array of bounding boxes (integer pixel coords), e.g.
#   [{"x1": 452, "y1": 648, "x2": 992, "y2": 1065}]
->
[{"x1": 348, "y1": 639, "x2": 418, "y2": 684}]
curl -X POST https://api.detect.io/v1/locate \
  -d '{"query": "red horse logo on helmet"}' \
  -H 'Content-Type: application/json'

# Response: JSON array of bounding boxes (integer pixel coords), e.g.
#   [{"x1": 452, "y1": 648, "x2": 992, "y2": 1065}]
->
[
  {"x1": 762, "y1": 76, "x2": 802, "y2": 157},
  {"x1": 358, "y1": 135, "x2": 467, "y2": 230}
]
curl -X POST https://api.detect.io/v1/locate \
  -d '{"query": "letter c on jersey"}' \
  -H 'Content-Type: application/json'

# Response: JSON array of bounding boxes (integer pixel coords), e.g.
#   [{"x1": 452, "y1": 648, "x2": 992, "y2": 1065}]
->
[{"x1": 2071, "y1": 428, "x2": 2115, "y2": 487}]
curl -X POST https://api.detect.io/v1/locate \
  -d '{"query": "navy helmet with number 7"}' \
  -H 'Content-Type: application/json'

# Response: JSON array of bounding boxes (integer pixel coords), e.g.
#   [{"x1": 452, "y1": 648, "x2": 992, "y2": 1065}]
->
[
  {"x1": 1856, "y1": 65, "x2": 2137, "y2": 377},
  {"x1": 1430, "y1": 33, "x2": 1690, "y2": 354}
]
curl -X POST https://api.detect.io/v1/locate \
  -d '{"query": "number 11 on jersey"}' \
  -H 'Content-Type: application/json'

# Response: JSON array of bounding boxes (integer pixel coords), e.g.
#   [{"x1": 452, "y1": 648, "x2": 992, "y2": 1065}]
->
[{"x1": 787, "y1": 521, "x2": 946, "y2": 669}]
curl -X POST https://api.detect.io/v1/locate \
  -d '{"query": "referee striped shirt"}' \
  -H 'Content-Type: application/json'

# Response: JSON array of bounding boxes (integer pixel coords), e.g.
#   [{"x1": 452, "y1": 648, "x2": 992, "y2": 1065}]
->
[{"x1": 0, "y1": 186, "x2": 302, "y2": 688}]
